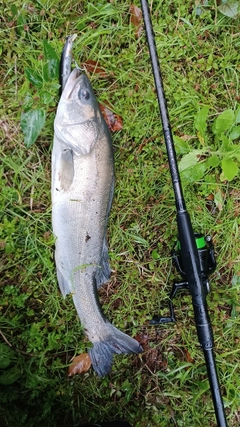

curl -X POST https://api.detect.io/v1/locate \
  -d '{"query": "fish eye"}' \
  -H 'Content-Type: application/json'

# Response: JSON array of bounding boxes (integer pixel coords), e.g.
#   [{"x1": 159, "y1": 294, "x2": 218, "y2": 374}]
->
[{"x1": 78, "y1": 89, "x2": 91, "y2": 101}]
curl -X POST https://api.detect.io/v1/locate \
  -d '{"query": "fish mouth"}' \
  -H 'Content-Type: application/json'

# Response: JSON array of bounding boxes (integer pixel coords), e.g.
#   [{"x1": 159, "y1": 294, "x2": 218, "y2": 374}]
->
[{"x1": 63, "y1": 68, "x2": 89, "y2": 100}]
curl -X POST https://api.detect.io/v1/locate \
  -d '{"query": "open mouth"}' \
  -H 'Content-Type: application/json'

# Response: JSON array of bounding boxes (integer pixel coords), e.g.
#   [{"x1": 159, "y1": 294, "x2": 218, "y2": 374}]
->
[{"x1": 64, "y1": 68, "x2": 82, "y2": 99}]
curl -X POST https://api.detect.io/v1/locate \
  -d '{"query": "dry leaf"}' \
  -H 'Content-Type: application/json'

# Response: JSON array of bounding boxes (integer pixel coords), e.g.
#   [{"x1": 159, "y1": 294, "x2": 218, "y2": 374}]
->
[
  {"x1": 43, "y1": 231, "x2": 51, "y2": 241},
  {"x1": 184, "y1": 349, "x2": 194, "y2": 364},
  {"x1": 134, "y1": 332, "x2": 149, "y2": 351},
  {"x1": 100, "y1": 103, "x2": 123, "y2": 132},
  {"x1": 83, "y1": 60, "x2": 108, "y2": 77},
  {"x1": 205, "y1": 193, "x2": 217, "y2": 214},
  {"x1": 129, "y1": 4, "x2": 143, "y2": 39},
  {"x1": 181, "y1": 134, "x2": 195, "y2": 141},
  {"x1": 68, "y1": 353, "x2": 91, "y2": 376}
]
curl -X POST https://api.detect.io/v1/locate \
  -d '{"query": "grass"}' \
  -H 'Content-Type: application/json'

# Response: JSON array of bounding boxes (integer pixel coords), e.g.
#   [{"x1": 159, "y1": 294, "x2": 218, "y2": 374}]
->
[{"x1": 1, "y1": 0, "x2": 240, "y2": 426}]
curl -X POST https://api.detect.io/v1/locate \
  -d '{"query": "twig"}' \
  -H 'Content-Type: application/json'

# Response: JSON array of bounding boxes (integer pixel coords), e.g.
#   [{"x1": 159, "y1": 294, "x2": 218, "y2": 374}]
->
[
  {"x1": 0, "y1": 329, "x2": 34, "y2": 356},
  {"x1": 30, "y1": 185, "x2": 34, "y2": 210},
  {"x1": 0, "y1": 329, "x2": 13, "y2": 347}
]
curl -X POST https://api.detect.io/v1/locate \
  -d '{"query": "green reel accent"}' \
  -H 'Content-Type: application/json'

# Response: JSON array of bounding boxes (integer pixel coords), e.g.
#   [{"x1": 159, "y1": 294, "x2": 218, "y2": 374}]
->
[
  {"x1": 177, "y1": 234, "x2": 206, "y2": 251},
  {"x1": 195, "y1": 235, "x2": 206, "y2": 249}
]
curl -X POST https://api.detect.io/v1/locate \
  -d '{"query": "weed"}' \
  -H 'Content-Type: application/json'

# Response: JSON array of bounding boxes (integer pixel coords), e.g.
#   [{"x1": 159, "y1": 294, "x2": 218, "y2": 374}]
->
[{"x1": 176, "y1": 104, "x2": 240, "y2": 186}]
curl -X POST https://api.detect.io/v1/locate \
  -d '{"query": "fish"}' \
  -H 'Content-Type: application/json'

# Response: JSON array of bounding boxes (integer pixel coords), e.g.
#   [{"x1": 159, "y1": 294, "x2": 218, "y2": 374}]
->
[{"x1": 51, "y1": 63, "x2": 142, "y2": 376}]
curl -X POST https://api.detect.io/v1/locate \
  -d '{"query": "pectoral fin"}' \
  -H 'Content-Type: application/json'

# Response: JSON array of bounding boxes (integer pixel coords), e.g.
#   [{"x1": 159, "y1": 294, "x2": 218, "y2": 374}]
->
[{"x1": 59, "y1": 148, "x2": 74, "y2": 191}]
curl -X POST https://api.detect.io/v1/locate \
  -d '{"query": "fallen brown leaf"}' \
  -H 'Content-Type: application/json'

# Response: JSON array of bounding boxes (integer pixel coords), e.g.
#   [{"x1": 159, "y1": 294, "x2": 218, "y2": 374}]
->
[
  {"x1": 68, "y1": 353, "x2": 91, "y2": 376},
  {"x1": 83, "y1": 59, "x2": 108, "y2": 77},
  {"x1": 184, "y1": 348, "x2": 194, "y2": 364},
  {"x1": 129, "y1": 4, "x2": 143, "y2": 39},
  {"x1": 100, "y1": 103, "x2": 123, "y2": 132},
  {"x1": 134, "y1": 331, "x2": 149, "y2": 351}
]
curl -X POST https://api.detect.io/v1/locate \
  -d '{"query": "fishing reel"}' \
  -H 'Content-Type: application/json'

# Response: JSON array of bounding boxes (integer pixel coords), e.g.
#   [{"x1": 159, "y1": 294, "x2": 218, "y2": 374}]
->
[{"x1": 150, "y1": 233, "x2": 216, "y2": 324}]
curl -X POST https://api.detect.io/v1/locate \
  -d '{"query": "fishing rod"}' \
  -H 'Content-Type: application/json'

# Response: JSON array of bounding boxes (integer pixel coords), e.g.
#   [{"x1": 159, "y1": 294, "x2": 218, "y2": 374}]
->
[{"x1": 140, "y1": 1, "x2": 227, "y2": 426}]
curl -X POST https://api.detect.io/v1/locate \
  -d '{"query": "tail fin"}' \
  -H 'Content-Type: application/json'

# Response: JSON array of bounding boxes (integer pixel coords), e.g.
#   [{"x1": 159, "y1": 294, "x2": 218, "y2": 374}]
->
[{"x1": 88, "y1": 325, "x2": 142, "y2": 377}]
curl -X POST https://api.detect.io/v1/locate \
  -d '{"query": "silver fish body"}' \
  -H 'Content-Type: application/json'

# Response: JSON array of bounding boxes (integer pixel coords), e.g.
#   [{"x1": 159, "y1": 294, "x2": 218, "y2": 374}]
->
[{"x1": 52, "y1": 68, "x2": 142, "y2": 376}]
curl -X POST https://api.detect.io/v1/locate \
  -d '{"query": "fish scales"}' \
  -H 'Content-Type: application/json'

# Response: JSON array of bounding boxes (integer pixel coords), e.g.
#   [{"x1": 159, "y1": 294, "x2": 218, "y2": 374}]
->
[{"x1": 52, "y1": 67, "x2": 142, "y2": 376}]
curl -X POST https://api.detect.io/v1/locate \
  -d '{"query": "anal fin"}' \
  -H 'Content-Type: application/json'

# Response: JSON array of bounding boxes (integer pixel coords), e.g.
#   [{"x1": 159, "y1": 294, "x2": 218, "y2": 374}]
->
[
  {"x1": 95, "y1": 236, "x2": 111, "y2": 288},
  {"x1": 57, "y1": 267, "x2": 71, "y2": 297}
]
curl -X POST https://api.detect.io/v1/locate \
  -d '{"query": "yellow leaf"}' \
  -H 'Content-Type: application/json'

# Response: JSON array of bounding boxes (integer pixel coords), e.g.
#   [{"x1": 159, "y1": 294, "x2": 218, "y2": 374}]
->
[{"x1": 68, "y1": 353, "x2": 91, "y2": 376}]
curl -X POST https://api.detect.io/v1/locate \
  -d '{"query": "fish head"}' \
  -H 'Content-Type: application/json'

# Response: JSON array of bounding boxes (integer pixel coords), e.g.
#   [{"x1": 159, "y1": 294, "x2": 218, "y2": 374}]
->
[{"x1": 54, "y1": 68, "x2": 103, "y2": 155}]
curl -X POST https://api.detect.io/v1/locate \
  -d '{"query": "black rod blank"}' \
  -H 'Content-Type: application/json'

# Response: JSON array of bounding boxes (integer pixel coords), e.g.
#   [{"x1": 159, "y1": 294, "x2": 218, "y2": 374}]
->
[
  {"x1": 140, "y1": 0, "x2": 185, "y2": 213},
  {"x1": 140, "y1": 1, "x2": 227, "y2": 425}
]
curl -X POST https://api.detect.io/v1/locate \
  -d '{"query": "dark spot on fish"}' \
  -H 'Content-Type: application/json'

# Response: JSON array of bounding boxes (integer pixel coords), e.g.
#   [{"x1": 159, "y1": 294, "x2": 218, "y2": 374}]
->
[
  {"x1": 56, "y1": 188, "x2": 60, "y2": 191},
  {"x1": 85, "y1": 232, "x2": 91, "y2": 242},
  {"x1": 78, "y1": 88, "x2": 91, "y2": 101}
]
